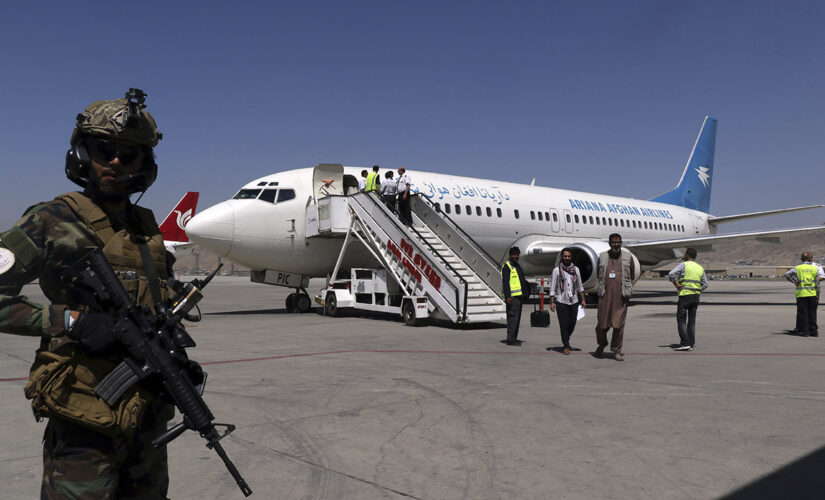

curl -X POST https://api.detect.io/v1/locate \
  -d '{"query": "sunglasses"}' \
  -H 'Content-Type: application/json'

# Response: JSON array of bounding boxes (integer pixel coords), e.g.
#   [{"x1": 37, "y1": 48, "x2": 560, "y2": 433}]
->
[{"x1": 85, "y1": 138, "x2": 146, "y2": 166}]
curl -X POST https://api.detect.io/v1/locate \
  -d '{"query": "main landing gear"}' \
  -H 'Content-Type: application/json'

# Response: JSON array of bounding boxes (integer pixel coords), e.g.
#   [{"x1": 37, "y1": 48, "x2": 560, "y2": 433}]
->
[{"x1": 285, "y1": 289, "x2": 312, "y2": 313}]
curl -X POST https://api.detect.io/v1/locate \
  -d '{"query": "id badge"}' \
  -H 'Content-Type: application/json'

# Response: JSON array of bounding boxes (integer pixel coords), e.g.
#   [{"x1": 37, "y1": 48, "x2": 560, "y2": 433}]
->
[{"x1": 608, "y1": 272, "x2": 616, "y2": 279}]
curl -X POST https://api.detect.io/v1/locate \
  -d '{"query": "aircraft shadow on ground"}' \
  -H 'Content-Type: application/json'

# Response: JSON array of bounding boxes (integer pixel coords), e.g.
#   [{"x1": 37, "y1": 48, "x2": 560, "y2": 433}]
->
[{"x1": 720, "y1": 444, "x2": 825, "y2": 499}]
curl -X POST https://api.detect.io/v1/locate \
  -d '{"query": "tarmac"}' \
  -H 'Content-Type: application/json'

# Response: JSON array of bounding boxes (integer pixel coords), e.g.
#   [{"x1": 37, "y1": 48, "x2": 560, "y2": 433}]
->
[{"x1": 2, "y1": 278, "x2": 824, "y2": 499}]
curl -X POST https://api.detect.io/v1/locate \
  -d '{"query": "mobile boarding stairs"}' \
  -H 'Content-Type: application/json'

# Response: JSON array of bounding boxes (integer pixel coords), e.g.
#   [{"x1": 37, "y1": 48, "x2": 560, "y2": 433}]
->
[{"x1": 308, "y1": 191, "x2": 507, "y2": 326}]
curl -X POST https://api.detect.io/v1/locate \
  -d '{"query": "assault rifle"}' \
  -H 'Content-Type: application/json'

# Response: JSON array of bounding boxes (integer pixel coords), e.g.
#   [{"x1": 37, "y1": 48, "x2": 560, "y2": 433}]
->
[{"x1": 61, "y1": 248, "x2": 252, "y2": 497}]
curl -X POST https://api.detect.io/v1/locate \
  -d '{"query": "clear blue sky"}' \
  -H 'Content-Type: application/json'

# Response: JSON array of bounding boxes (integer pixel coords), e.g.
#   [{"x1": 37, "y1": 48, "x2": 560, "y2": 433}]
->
[{"x1": 2, "y1": 0, "x2": 823, "y2": 232}]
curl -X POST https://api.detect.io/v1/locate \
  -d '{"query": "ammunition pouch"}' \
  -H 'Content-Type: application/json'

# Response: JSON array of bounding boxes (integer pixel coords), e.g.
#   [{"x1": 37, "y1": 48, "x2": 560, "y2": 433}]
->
[{"x1": 24, "y1": 348, "x2": 149, "y2": 440}]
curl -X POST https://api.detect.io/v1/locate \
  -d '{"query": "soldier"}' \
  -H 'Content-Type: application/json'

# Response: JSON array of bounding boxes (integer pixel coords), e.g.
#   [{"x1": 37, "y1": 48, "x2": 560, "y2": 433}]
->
[{"x1": 0, "y1": 89, "x2": 175, "y2": 498}]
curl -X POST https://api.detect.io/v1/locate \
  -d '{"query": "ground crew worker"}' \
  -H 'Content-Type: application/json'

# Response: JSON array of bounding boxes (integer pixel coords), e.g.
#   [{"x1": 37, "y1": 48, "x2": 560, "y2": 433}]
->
[
  {"x1": 668, "y1": 247, "x2": 708, "y2": 351},
  {"x1": 502, "y1": 246, "x2": 530, "y2": 345},
  {"x1": 366, "y1": 165, "x2": 381, "y2": 196},
  {"x1": 785, "y1": 252, "x2": 825, "y2": 337},
  {"x1": 0, "y1": 89, "x2": 177, "y2": 498}
]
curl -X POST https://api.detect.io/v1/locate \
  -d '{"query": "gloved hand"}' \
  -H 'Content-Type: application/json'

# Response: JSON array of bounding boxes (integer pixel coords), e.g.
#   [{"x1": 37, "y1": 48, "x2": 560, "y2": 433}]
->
[{"x1": 67, "y1": 312, "x2": 118, "y2": 353}]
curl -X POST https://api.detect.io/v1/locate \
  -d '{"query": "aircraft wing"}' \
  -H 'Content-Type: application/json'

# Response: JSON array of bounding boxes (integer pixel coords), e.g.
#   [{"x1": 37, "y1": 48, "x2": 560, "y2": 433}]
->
[
  {"x1": 708, "y1": 205, "x2": 824, "y2": 225},
  {"x1": 625, "y1": 225, "x2": 825, "y2": 252}
]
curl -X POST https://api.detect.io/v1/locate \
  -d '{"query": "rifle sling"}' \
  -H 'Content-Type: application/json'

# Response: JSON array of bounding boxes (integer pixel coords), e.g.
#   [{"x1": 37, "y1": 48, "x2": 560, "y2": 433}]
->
[{"x1": 136, "y1": 236, "x2": 164, "y2": 309}]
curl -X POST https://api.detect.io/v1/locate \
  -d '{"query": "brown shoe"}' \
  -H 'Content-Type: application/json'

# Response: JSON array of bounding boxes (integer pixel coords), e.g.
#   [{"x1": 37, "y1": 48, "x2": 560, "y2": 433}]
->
[
  {"x1": 594, "y1": 346, "x2": 605, "y2": 358},
  {"x1": 563, "y1": 347, "x2": 571, "y2": 355},
  {"x1": 614, "y1": 352, "x2": 624, "y2": 361}
]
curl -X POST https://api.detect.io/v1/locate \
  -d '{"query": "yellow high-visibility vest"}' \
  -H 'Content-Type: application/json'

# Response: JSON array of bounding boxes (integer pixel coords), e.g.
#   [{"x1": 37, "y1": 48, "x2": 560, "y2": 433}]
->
[
  {"x1": 795, "y1": 263, "x2": 818, "y2": 298},
  {"x1": 366, "y1": 172, "x2": 380, "y2": 193},
  {"x1": 678, "y1": 261, "x2": 704, "y2": 296},
  {"x1": 502, "y1": 261, "x2": 522, "y2": 297}
]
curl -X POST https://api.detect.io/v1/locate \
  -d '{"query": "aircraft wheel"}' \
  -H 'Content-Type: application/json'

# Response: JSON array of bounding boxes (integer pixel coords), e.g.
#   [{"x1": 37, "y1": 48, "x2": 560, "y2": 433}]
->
[
  {"x1": 325, "y1": 293, "x2": 338, "y2": 317},
  {"x1": 401, "y1": 301, "x2": 417, "y2": 326},
  {"x1": 285, "y1": 293, "x2": 297, "y2": 313},
  {"x1": 295, "y1": 294, "x2": 312, "y2": 313}
]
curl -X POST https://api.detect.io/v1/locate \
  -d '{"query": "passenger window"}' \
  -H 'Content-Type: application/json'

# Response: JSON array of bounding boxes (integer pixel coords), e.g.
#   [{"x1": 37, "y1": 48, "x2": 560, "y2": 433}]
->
[
  {"x1": 608, "y1": 218, "x2": 612, "y2": 226},
  {"x1": 545, "y1": 212, "x2": 550, "y2": 221},
  {"x1": 476, "y1": 206, "x2": 482, "y2": 216},
  {"x1": 455, "y1": 204, "x2": 461, "y2": 215},
  {"x1": 595, "y1": 217, "x2": 600, "y2": 225},
  {"x1": 445, "y1": 204, "x2": 451, "y2": 214},
  {"x1": 514, "y1": 209, "x2": 520, "y2": 219},
  {"x1": 259, "y1": 189, "x2": 278, "y2": 203},
  {"x1": 486, "y1": 207, "x2": 492, "y2": 217},
  {"x1": 589, "y1": 216, "x2": 594, "y2": 224},
  {"x1": 574, "y1": 215, "x2": 579, "y2": 223},
  {"x1": 644, "y1": 221, "x2": 648, "y2": 229},
  {"x1": 466, "y1": 205, "x2": 471, "y2": 215},
  {"x1": 277, "y1": 189, "x2": 296, "y2": 203},
  {"x1": 538, "y1": 212, "x2": 543, "y2": 221},
  {"x1": 435, "y1": 202, "x2": 441, "y2": 212},
  {"x1": 496, "y1": 208, "x2": 502, "y2": 218},
  {"x1": 233, "y1": 189, "x2": 261, "y2": 199},
  {"x1": 566, "y1": 214, "x2": 571, "y2": 223},
  {"x1": 553, "y1": 213, "x2": 558, "y2": 222},
  {"x1": 620, "y1": 220, "x2": 624, "y2": 227},
  {"x1": 530, "y1": 211, "x2": 535, "y2": 220}
]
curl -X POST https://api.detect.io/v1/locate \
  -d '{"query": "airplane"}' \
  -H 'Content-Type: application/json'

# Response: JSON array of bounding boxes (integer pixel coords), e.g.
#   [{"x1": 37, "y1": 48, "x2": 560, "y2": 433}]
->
[
  {"x1": 159, "y1": 191, "x2": 199, "y2": 256},
  {"x1": 185, "y1": 117, "x2": 824, "y2": 312}
]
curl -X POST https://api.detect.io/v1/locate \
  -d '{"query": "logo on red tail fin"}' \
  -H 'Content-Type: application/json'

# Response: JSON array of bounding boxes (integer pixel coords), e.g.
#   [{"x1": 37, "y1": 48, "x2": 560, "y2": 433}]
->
[{"x1": 160, "y1": 192, "x2": 199, "y2": 243}]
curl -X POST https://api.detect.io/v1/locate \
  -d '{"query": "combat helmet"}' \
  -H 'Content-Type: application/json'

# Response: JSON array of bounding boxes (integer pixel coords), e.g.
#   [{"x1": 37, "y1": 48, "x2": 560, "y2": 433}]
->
[{"x1": 65, "y1": 88, "x2": 162, "y2": 192}]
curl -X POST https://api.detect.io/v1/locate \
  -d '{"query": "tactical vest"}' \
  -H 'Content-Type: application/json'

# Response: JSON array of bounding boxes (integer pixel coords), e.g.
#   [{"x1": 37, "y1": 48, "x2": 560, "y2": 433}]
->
[
  {"x1": 795, "y1": 263, "x2": 818, "y2": 298},
  {"x1": 678, "y1": 261, "x2": 704, "y2": 296},
  {"x1": 366, "y1": 171, "x2": 380, "y2": 193},
  {"x1": 24, "y1": 191, "x2": 171, "y2": 438},
  {"x1": 502, "y1": 261, "x2": 522, "y2": 297}
]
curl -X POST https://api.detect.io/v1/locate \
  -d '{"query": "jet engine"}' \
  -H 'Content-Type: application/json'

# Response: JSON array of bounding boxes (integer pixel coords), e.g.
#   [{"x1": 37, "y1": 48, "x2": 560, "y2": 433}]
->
[{"x1": 555, "y1": 242, "x2": 641, "y2": 291}]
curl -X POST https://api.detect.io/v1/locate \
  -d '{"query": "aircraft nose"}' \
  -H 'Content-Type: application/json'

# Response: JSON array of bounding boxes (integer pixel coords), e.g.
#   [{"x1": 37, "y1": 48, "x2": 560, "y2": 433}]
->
[{"x1": 185, "y1": 201, "x2": 234, "y2": 257}]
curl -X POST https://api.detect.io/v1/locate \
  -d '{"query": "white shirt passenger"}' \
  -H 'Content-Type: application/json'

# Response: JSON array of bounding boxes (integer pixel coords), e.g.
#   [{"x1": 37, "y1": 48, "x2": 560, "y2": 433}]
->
[
  {"x1": 396, "y1": 173, "x2": 411, "y2": 194},
  {"x1": 381, "y1": 179, "x2": 397, "y2": 197}
]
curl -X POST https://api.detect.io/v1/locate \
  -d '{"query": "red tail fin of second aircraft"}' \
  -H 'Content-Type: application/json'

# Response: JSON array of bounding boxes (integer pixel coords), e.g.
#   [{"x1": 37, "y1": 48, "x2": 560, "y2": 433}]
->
[{"x1": 159, "y1": 192, "x2": 199, "y2": 243}]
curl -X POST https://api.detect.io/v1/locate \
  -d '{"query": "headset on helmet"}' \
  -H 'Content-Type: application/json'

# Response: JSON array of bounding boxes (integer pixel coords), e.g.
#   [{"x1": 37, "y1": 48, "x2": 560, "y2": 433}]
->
[{"x1": 65, "y1": 88, "x2": 162, "y2": 192}]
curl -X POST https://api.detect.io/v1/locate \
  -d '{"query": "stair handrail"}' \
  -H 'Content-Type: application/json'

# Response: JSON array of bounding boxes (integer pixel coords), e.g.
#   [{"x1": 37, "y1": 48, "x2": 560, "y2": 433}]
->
[
  {"x1": 410, "y1": 194, "x2": 503, "y2": 294},
  {"x1": 348, "y1": 193, "x2": 466, "y2": 320}
]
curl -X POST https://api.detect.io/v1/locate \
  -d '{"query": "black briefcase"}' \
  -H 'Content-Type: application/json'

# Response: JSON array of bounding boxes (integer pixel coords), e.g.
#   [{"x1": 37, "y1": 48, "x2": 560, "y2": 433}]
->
[{"x1": 530, "y1": 308, "x2": 550, "y2": 327}]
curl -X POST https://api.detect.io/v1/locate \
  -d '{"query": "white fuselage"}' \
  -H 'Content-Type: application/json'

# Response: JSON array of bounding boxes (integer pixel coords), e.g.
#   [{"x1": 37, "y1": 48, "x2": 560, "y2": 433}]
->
[{"x1": 186, "y1": 166, "x2": 714, "y2": 278}]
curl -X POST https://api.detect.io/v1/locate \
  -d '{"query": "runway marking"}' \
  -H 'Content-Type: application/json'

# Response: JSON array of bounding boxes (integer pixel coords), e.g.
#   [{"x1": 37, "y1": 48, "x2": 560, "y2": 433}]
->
[{"x1": 3, "y1": 350, "x2": 825, "y2": 382}]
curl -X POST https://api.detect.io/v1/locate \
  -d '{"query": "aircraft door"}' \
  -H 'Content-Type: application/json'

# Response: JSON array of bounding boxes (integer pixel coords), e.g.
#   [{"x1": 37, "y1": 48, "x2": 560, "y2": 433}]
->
[
  {"x1": 562, "y1": 209, "x2": 574, "y2": 233},
  {"x1": 550, "y1": 209, "x2": 560, "y2": 233},
  {"x1": 312, "y1": 163, "x2": 344, "y2": 203}
]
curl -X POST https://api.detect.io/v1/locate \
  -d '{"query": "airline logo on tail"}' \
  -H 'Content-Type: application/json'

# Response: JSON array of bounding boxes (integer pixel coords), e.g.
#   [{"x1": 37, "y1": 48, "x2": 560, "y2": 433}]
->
[
  {"x1": 175, "y1": 208, "x2": 194, "y2": 230},
  {"x1": 696, "y1": 166, "x2": 711, "y2": 188},
  {"x1": 160, "y1": 192, "x2": 199, "y2": 243}
]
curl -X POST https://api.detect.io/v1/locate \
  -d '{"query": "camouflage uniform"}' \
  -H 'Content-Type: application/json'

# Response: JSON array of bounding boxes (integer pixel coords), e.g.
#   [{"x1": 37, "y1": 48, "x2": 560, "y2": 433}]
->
[{"x1": 0, "y1": 91, "x2": 173, "y2": 499}]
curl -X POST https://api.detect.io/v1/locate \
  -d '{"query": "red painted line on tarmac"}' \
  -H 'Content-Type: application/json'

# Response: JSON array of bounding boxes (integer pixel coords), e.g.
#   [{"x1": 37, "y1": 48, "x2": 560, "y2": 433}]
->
[{"x1": 3, "y1": 350, "x2": 824, "y2": 382}]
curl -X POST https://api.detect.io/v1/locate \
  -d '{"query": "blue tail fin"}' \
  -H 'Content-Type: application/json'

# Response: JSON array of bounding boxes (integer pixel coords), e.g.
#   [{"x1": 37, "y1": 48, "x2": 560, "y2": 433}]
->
[{"x1": 650, "y1": 116, "x2": 717, "y2": 213}]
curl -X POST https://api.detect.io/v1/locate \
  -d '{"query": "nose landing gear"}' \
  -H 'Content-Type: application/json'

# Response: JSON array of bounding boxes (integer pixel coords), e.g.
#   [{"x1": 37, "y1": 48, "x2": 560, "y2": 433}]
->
[{"x1": 286, "y1": 289, "x2": 312, "y2": 313}]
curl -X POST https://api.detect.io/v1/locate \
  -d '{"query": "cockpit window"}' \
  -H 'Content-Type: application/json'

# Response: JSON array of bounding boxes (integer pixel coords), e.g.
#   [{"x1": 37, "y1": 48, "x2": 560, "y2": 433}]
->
[
  {"x1": 277, "y1": 189, "x2": 296, "y2": 203},
  {"x1": 234, "y1": 189, "x2": 261, "y2": 199},
  {"x1": 259, "y1": 189, "x2": 278, "y2": 203}
]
